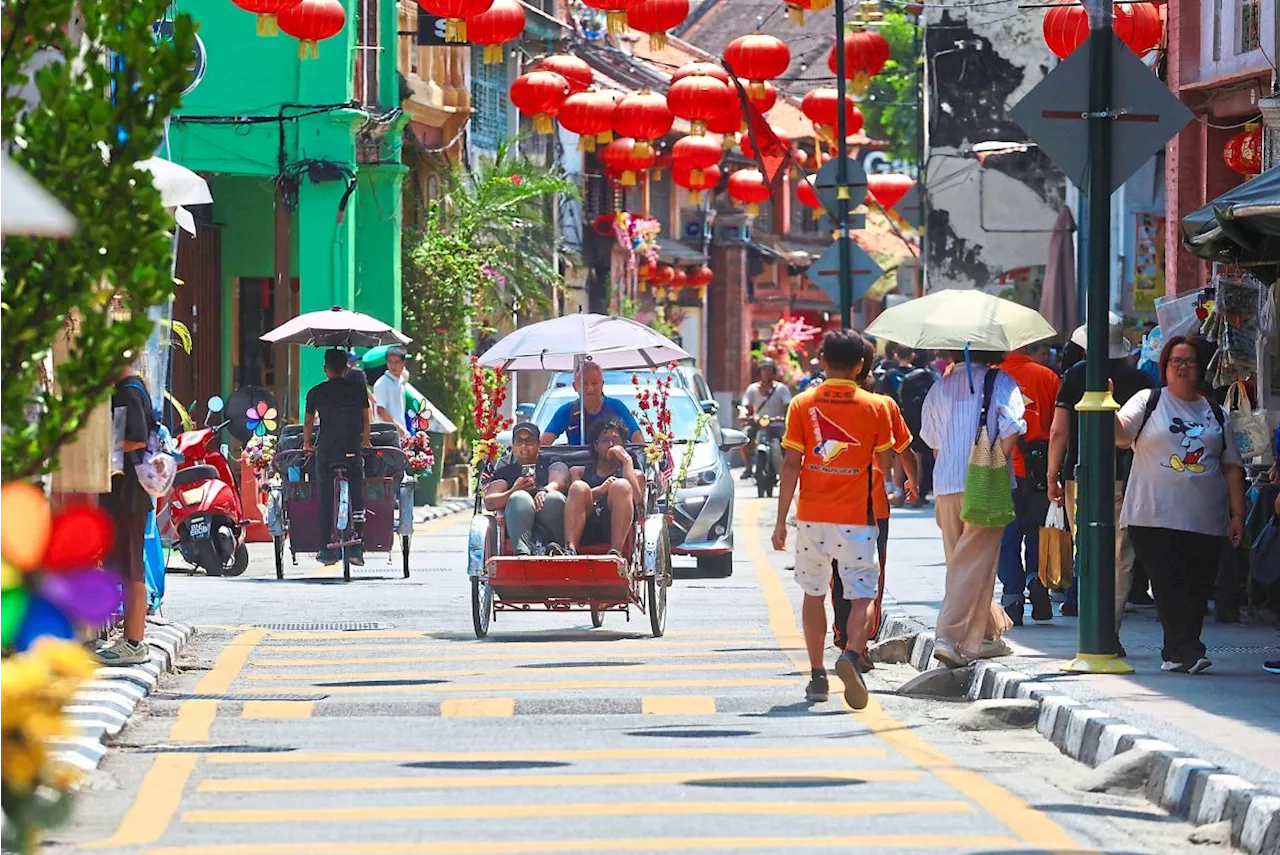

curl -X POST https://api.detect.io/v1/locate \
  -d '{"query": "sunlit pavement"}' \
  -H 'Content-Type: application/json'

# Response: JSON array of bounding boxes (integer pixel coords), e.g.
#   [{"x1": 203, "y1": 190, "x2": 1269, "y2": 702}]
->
[{"x1": 51, "y1": 486, "x2": 1216, "y2": 855}]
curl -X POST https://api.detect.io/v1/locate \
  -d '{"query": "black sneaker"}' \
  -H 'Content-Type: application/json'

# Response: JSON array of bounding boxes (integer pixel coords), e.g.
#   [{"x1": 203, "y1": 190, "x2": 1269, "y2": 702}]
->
[
  {"x1": 856, "y1": 650, "x2": 875, "y2": 674},
  {"x1": 1128, "y1": 590, "x2": 1154, "y2": 606},
  {"x1": 739, "y1": 468, "x2": 754, "y2": 481},
  {"x1": 1003, "y1": 603, "x2": 1024, "y2": 627},
  {"x1": 805, "y1": 670, "x2": 829, "y2": 702},
  {"x1": 1030, "y1": 587, "x2": 1053, "y2": 622},
  {"x1": 1061, "y1": 602, "x2": 1079, "y2": 617},
  {"x1": 834, "y1": 651, "x2": 869, "y2": 710}
]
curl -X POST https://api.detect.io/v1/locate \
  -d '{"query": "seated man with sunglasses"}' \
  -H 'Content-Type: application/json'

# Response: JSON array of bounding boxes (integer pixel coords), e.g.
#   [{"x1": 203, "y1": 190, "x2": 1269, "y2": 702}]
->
[{"x1": 484, "y1": 422, "x2": 570, "y2": 555}]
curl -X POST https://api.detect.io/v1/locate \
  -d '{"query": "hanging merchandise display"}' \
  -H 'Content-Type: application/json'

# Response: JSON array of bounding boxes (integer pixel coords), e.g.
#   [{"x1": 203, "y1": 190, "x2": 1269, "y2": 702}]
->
[
  {"x1": 724, "y1": 33, "x2": 791, "y2": 98},
  {"x1": 469, "y1": 0, "x2": 526, "y2": 63},
  {"x1": 509, "y1": 69, "x2": 572, "y2": 134},
  {"x1": 613, "y1": 89, "x2": 674, "y2": 158},
  {"x1": 277, "y1": 0, "x2": 346, "y2": 59},
  {"x1": 538, "y1": 54, "x2": 594, "y2": 94},
  {"x1": 558, "y1": 88, "x2": 618, "y2": 151},
  {"x1": 416, "y1": 0, "x2": 495, "y2": 42},
  {"x1": 625, "y1": 0, "x2": 689, "y2": 51},
  {"x1": 231, "y1": 0, "x2": 304, "y2": 37}
]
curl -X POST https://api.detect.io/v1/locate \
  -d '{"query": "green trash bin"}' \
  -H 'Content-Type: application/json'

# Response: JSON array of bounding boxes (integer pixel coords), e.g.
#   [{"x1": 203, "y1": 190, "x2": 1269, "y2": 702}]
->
[{"x1": 414, "y1": 431, "x2": 447, "y2": 506}]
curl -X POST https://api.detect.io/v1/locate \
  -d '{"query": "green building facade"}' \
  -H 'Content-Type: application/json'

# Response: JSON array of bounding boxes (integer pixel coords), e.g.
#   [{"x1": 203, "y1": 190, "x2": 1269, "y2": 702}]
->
[{"x1": 169, "y1": 0, "x2": 406, "y2": 410}]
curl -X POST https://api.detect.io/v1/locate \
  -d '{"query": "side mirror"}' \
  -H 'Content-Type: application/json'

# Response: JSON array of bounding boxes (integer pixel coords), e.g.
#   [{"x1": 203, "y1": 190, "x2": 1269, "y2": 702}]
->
[
  {"x1": 207, "y1": 395, "x2": 225, "y2": 414},
  {"x1": 719, "y1": 428, "x2": 748, "y2": 451},
  {"x1": 700, "y1": 400, "x2": 719, "y2": 415},
  {"x1": 515, "y1": 403, "x2": 535, "y2": 420}
]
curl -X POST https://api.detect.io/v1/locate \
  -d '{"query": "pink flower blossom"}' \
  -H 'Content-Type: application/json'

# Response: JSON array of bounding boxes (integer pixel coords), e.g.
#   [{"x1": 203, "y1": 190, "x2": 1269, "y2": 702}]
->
[{"x1": 510, "y1": 174, "x2": 524, "y2": 185}]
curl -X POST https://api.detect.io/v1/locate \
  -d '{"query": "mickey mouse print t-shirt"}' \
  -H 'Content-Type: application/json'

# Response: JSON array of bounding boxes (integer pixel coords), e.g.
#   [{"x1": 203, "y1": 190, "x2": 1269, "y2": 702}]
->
[{"x1": 1117, "y1": 388, "x2": 1243, "y2": 536}]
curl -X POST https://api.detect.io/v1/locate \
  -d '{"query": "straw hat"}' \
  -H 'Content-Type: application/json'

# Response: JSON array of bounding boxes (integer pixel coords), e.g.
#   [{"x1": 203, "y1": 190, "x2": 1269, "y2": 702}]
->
[{"x1": 1070, "y1": 312, "x2": 1130, "y2": 359}]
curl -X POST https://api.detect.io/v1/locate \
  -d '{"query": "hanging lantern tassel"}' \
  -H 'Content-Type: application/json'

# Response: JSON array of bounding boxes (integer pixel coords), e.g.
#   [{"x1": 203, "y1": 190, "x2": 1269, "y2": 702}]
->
[
  {"x1": 622, "y1": 169, "x2": 637, "y2": 186},
  {"x1": 256, "y1": 14, "x2": 280, "y2": 36},
  {"x1": 596, "y1": 129, "x2": 614, "y2": 145},
  {"x1": 787, "y1": 4, "x2": 804, "y2": 25},
  {"x1": 653, "y1": 167, "x2": 664, "y2": 180},
  {"x1": 483, "y1": 44, "x2": 504, "y2": 63},
  {"x1": 690, "y1": 168, "x2": 703, "y2": 184},
  {"x1": 698, "y1": 285, "x2": 707, "y2": 300},
  {"x1": 532, "y1": 112, "x2": 554, "y2": 134},
  {"x1": 444, "y1": 17, "x2": 468, "y2": 41},
  {"x1": 749, "y1": 81, "x2": 766, "y2": 99},
  {"x1": 721, "y1": 134, "x2": 735, "y2": 151},
  {"x1": 850, "y1": 71, "x2": 871, "y2": 96},
  {"x1": 689, "y1": 189, "x2": 703, "y2": 203},
  {"x1": 607, "y1": 10, "x2": 627, "y2": 33},
  {"x1": 648, "y1": 32, "x2": 669, "y2": 50},
  {"x1": 812, "y1": 207, "x2": 822, "y2": 220},
  {"x1": 691, "y1": 120, "x2": 706, "y2": 135},
  {"x1": 810, "y1": 0, "x2": 832, "y2": 8},
  {"x1": 577, "y1": 135, "x2": 596, "y2": 152},
  {"x1": 633, "y1": 139, "x2": 652, "y2": 158},
  {"x1": 297, "y1": 39, "x2": 320, "y2": 59},
  {"x1": 654, "y1": 286, "x2": 667, "y2": 300},
  {"x1": 745, "y1": 202, "x2": 759, "y2": 217}
]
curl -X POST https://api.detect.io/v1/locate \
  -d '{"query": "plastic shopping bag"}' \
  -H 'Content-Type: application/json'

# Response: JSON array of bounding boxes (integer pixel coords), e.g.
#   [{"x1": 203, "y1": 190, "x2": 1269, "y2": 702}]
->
[
  {"x1": 1038, "y1": 503, "x2": 1072, "y2": 591},
  {"x1": 1227, "y1": 382, "x2": 1273, "y2": 465}
]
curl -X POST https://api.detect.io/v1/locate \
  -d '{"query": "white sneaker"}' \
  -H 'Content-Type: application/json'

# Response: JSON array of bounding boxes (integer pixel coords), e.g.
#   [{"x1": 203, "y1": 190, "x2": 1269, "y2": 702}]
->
[
  {"x1": 977, "y1": 638, "x2": 1013, "y2": 659},
  {"x1": 1161, "y1": 660, "x2": 1191, "y2": 673},
  {"x1": 1188, "y1": 658, "x2": 1212, "y2": 674}
]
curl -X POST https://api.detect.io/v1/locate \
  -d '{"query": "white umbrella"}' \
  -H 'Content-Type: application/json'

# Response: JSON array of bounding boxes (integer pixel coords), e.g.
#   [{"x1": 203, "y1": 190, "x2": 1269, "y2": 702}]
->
[
  {"x1": 261, "y1": 305, "x2": 411, "y2": 348},
  {"x1": 135, "y1": 156, "x2": 212, "y2": 208},
  {"x1": 1, "y1": 154, "x2": 76, "y2": 237},
  {"x1": 477, "y1": 313, "x2": 690, "y2": 371},
  {"x1": 865, "y1": 289, "x2": 1057, "y2": 352}
]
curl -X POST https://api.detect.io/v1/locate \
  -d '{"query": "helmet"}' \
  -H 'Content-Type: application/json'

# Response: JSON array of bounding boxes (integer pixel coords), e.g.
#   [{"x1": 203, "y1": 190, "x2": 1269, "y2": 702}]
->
[{"x1": 758, "y1": 358, "x2": 776, "y2": 370}]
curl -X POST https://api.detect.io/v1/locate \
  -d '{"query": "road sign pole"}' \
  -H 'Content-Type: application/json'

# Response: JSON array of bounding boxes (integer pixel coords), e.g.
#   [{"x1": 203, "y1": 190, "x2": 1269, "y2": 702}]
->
[
  {"x1": 833, "y1": 0, "x2": 853, "y2": 327},
  {"x1": 1065, "y1": 5, "x2": 1131, "y2": 675}
]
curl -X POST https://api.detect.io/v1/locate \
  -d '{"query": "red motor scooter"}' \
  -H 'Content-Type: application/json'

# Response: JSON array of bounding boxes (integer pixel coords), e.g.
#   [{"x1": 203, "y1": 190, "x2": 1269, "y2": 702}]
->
[{"x1": 169, "y1": 395, "x2": 249, "y2": 576}]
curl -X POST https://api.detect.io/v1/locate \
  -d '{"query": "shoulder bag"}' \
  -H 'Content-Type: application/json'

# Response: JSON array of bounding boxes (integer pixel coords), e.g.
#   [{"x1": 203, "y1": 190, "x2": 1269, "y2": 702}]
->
[{"x1": 960, "y1": 369, "x2": 1016, "y2": 527}]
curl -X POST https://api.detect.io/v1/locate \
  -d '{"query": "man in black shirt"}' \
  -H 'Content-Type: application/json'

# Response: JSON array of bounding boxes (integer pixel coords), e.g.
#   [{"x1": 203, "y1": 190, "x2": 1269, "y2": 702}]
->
[
  {"x1": 304, "y1": 349, "x2": 372, "y2": 565},
  {"x1": 484, "y1": 422, "x2": 570, "y2": 554},
  {"x1": 1047, "y1": 318, "x2": 1152, "y2": 625}
]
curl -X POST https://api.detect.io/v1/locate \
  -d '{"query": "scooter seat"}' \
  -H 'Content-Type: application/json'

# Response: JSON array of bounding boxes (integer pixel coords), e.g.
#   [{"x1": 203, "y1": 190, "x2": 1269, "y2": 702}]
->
[{"x1": 174, "y1": 464, "x2": 219, "y2": 487}]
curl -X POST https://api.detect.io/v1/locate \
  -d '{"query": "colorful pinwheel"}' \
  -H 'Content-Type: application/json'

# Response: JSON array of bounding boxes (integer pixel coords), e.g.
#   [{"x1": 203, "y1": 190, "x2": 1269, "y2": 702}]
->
[
  {"x1": 1, "y1": 483, "x2": 122, "y2": 652},
  {"x1": 245, "y1": 401, "x2": 278, "y2": 436},
  {"x1": 405, "y1": 407, "x2": 432, "y2": 434}
]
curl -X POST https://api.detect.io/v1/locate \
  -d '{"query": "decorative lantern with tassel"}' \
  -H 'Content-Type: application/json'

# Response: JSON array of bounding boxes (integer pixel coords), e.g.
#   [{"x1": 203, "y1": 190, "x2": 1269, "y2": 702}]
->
[
  {"x1": 727, "y1": 168, "x2": 771, "y2": 217},
  {"x1": 673, "y1": 162, "x2": 721, "y2": 203},
  {"x1": 600, "y1": 137, "x2": 656, "y2": 186},
  {"x1": 583, "y1": 0, "x2": 629, "y2": 34},
  {"x1": 671, "y1": 134, "x2": 723, "y2": 186},
  {"x1": 468, "y1": 0, "x2": 525, "y2": 64},
  {"x1": 796, "y1": 173, "x2": 823, "y2": 220},
  {"x1": 232, "y1": 0, "x2": 303, "y2": 37},
  {"x1": 416, "y1": 0, "x2": 494, "y2": 43},
  {"x1": 801, "y1": 86, "x2": 862, "y2": 143},
  {"x1": 667, "y1": 73, "x2": 735, "y2": 136},
  {"x1": 724, "y1": 33, "x2": 790, "y2": 99},
  {"x1": 509, "y1": 70, "x2": 571, "y2": 135},
  {"x1": 625, "y1": 0, "x2": 689, "y2": 51},
  {"x1": 826, "y1": 27, "x2": 890, "y2": 95},
  {"x1": 538, "y1": 54, "x2": 593, "y2": 94},
  {"x1": 558, "y1": 88, "x2": 617, "y2": 152},
  {"x1": 687, "y1": 264, "x2": 714, "y2": 299},
  {"x1": 613, "y1": 89, "x2": 673, "y2": 159},
  {"x1": 278, "y1": 0, "x2": 346, "y2": 59}
]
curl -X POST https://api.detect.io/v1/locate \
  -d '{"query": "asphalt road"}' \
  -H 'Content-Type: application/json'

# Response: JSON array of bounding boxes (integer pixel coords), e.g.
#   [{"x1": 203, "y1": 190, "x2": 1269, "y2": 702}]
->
[{"x1": 52, "y1": 484, "x2": 1221, "y2": 855}]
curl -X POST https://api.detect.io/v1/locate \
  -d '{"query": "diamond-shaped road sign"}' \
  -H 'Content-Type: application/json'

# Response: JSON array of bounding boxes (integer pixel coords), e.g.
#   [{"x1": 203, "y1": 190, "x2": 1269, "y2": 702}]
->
[
  {"x1": 1009, "y1": 32, "x2": 1193, "y2": 195},
  {"x1": 806, "y1": 239, "x2": 884, "y2": 307},
  {"x1": 814, "y1": 157, "x2": 868, "y2": 221},
  {"x1": 894, "y1": 184, "x2": 922, "y2": 229}
]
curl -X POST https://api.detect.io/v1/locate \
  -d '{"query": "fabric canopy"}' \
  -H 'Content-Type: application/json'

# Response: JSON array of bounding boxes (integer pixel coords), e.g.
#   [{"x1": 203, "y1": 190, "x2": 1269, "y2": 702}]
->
[{"x1": 1182, "y1": 165, "x2": 1280, "y2": 265}]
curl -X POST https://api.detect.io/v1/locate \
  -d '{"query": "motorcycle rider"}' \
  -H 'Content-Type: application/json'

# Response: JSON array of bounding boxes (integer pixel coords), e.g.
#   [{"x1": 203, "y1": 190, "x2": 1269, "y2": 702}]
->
[
  {"x1": 739, "y1": 358, "x2": 792, "y2": 480},
  {"x1": 303, "y1": 348, "x2": 373, "y2": 566}
]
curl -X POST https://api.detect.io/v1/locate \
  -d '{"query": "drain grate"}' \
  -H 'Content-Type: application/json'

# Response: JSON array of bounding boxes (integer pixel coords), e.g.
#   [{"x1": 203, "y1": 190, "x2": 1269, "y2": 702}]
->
[{"x1": 255, "y1": 622, "x2": 384, "y2": 631}]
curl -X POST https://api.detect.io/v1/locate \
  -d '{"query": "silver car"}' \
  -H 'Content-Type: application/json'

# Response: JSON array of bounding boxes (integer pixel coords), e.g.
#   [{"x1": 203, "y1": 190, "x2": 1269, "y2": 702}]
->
[{"x1": 532, "y1": 375, "x2": 746, "y2": 576}]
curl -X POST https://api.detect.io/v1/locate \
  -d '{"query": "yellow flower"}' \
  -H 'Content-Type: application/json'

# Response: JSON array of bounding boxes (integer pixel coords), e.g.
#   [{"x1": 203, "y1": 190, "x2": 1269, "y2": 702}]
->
[
  {"x1": 2, "y1": 737, "x2": 45, "y2": 793},
  {"x1": 30, "y1": 638, "x2": 96, "y2": 681}
]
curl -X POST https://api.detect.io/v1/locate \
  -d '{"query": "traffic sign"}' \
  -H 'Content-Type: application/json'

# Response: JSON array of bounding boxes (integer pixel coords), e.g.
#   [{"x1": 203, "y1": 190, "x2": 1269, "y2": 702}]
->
[
  {"x1": 821, "y1": 211, "x2": 866, "y2": 233},
  {"x1": 806, "y1": 239, "x2": 884, "y2": 307},
  {"x1": 1008, "y1": 32, "x2": 1193, "y2": 195},
  {"x1": 894, "y1": 184, "x2": 922, "y2": 229},
  {"x1": 813, "y1": 157, "x2": 867, "y2": 222}
]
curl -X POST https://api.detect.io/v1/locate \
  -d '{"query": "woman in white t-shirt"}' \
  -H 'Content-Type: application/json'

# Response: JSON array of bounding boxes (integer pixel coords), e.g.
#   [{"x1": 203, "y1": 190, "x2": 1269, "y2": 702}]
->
[{"x1": 1115, "y1": 336, "x2": 1248, "y2": 675}]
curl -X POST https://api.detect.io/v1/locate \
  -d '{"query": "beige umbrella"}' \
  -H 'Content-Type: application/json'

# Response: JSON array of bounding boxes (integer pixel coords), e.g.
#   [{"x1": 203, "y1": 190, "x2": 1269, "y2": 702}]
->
[
  {"x1": 865, "y1": 288, "x2": 1057, "y2": 352},
  {"x1": 1, "y1": 154, "x2": 76, "y2": 237}
]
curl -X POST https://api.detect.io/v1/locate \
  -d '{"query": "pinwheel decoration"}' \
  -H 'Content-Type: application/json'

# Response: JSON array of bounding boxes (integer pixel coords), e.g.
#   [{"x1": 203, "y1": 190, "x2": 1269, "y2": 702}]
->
[
  {"x1": 405, "y1": 406, "x2": 433, "y2": 434},
  {"x1": 245, "y1": 401, "x2": 278, "y2": 437},
  {"x1": 1, "y1": 483, "x2": 123, "y2": 652}
]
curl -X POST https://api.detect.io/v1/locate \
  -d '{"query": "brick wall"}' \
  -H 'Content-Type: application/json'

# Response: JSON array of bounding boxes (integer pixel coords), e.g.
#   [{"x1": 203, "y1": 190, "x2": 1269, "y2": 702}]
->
[
  {"x1": 1164, "y1": 0, "x2": 1204, "y2": 296},
  {"x1": 707, "y1": 242, "x2": 750, "y2": 396}
]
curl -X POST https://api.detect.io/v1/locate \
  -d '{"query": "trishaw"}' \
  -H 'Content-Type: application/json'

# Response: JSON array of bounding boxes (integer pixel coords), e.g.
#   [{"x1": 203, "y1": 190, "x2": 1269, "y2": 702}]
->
[
  {"x1": 258, "y1": 307, "x2": 417, "y2": 582},
  {"x1": 465, "y1": 314, "x2": 689, "y2": 639}
]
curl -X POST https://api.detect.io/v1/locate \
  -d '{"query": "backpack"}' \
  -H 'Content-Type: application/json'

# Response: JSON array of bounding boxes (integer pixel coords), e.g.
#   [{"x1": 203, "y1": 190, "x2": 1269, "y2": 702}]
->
[
  {"x1": 898, "y1": 367, "x2": 935, "y2": 430},
  {"x1": 121, "y1": 378, "x2": 176, "y2": 499},
  {"x1": 876, "y1": 365, "x2": 907, "y2": 400},
  {"x1": 1134, "y1": 388, "x2": 1225, "y2": 443}
]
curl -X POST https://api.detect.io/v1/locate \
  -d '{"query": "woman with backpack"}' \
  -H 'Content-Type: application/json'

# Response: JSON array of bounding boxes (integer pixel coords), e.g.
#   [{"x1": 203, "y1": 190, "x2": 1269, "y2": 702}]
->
[{"x1": 1115, "y1": 335, "x2": 1248, "y2": 675}]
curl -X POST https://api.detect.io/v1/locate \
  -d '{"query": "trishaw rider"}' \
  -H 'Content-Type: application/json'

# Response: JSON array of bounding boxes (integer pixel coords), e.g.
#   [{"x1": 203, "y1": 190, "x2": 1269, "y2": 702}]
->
[
  {"x1": 484, "y1": 422, "x2": 570, "y2": 555},
  {"x1": 564, "y1": 418, "x2": 644, "y2": 556},
  {"x1": 303, "y1": 348, "x2": 373, "y2": 566},
  {"x1": 540, "y1": 361, "x2": 642, "y2": 446}
]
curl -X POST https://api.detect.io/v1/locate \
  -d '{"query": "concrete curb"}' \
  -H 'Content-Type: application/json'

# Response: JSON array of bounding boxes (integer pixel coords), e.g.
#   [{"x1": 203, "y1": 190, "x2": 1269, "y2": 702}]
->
[
  {"x1": 413, "y1": 498, "x2": 472, "y2": 525},
  {"x1": 50, "y1": 620, "x2": 195, "y2": 774},
  {"x1": 875, "y1": 612, "x2": 1280, "y2": 855}
]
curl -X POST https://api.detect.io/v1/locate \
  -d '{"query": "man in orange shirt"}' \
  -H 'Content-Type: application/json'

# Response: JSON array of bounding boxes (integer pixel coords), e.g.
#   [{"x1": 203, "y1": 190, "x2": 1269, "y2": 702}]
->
[
  {"x1": 773, "y1": 329, "x2": 894, "y2": 709},
  {"x1": 997, "y1": 341, "x2": 1060, "y2": 626}
]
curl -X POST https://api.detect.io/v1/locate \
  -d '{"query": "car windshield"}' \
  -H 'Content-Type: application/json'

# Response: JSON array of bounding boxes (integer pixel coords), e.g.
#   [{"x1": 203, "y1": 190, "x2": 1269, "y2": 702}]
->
[
  {"x1": 546, "y1": 369, "x2": 685, "y2": 393},
  {"x1": 535, "y1": 390, "x2": 710, "y2": 444}
]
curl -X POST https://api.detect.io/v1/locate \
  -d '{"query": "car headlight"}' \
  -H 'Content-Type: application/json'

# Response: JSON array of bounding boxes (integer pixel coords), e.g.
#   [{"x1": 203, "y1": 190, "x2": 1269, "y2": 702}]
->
[{"x1": 682, "y1": 468, "x2": 717, "y2": 488}]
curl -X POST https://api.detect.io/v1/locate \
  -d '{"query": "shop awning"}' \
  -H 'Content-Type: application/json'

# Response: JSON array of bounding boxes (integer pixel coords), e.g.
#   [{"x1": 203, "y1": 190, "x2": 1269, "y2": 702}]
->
[
  {"x1": 656, "y1": 237, "x2": 707, "y2": 265},
  {"x1": 1182, "y1": 165, "x2": 1280, "y2": 265}
]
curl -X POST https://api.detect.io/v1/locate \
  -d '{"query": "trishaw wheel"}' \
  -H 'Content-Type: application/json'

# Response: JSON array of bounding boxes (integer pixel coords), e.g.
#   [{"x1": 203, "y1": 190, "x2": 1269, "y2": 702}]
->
[
  {"x1": 402, "y1": 535, "x2": 411, "y2": 579},
  {"x1": 471, "y1": 576, "x2": 492, "y2": 638},
  {"x1": 648, "y1": 531, "x2": 671, "y2": 638},
  {"x1": 274, "y1": 536, "x2": 285, "y2": 579},
  {"x1": 590, "y1": 608, "x2": 604, "y2": 628}
]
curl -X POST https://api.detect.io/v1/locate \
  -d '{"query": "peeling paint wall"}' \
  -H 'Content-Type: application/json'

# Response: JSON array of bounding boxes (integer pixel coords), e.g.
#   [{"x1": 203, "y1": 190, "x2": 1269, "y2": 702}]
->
[{"x1": 924, "y1": 2, "x2": 1066, "y2": 294}]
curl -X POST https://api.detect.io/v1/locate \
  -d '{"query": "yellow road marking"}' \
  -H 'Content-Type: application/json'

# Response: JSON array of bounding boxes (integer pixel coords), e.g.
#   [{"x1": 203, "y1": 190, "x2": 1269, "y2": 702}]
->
[
  {"x1": 251, "y1": 645, "x2": 787, "y2": 667},
  {"x1": 182, "y1": 800, "x2": 974, "y2": 825},
  {"x1": 207, "y1": 746, "x2": 887, "y2": 765},
  {"x1": 241, "y1": 701, "x2": 314, "y2": 720},
  {"x1": 199, "y1": 769, "x2": 922, "y2": 793},
  {"x1": 83, "y1": 629, "x2": 265, "y2": 849},
  {"x1": 744, "y1": 503, "x2": 1087, "y2": 853},
  {"x1": 642, "y1": 695, "x2": 716, "y2": 714},
  {"x1": 235, "y1": 677, "x2": 794, "y2": 695},
  {"x1": 438, "y1": 698, "x2": 514, "y2": 717},
  {"x1": 145, "y1": 836, "x2": 1016, "y2": 855},
  {"x1": 244, "y1": 660, "x2": 787, "y2": 682}
]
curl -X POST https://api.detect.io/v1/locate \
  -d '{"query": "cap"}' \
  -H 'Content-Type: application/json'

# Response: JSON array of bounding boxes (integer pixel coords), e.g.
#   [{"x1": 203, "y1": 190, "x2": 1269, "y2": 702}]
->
[
  {"x1": 512, "y1": 421, "x2": 540, "y2": 440},
  {"x1": 345, "y1": 351, "x2": 358, "y2": 361}
]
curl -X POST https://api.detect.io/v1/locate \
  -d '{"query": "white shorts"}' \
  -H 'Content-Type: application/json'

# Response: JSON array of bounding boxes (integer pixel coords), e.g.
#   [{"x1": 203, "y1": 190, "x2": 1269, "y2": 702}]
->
[{"x1": 793, "y1": 522, "x2": 879, "y2": 600}]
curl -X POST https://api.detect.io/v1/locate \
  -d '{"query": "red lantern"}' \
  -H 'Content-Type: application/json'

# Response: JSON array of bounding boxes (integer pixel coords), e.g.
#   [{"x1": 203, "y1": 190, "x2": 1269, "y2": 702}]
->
[
  {"x1": 559, "y1": 88, "x2": 617, "y2": 151},
  {"x1": 648, "y1": 263, "x2": 675, "y2": 298},
  {"x1": 613, "y1": 89, "x2": 673, "y2": 159},
  {"x1": 600, "y1": 137, "x2": 656, "y2": 186},
  {"x1": 469, "y1": 0, "x2": 525, "y2": 64},
  {"x1": 231, "y1": 0, "x2": 302, "y2": 37},
  {"x1": 796, "y1": 173, "x2": 823, "y2": 219},
  {"x1": 672, "y1": 62, "x2": 730, "y2": 84},
  {"x1": 653, "y1": 149, "x2": 673, "y2": 180},
  {"x1": 687, "y1": 264, "x2": 714, "y2": 298},
  {"x1": 538, "y1": 54, "x2": 593, "y2": 94},
  {"x1": 827, "y1": 28, "x2": 890, "y2": 95},
  {"x1": 706, "y1": 97, "x2": 743, "y2": 148},
  {"x1": 740, "y1": 124, "x2": 791, "y2": 160},
  {"x1": 673, "y1": 162, "x2": 721, "y2": 203},
  {"x1": 278, "y1": 0, "x2": 346, "y2": 59},
  {"x1": 783, "y1": 0, "x2": 832, "y2": 25},
  {"x1": 748, "y1": 81, "x2": 778, "y2": 114},
  {"x1": 866, "y1": 173, "x2": 915, "y2": 210},
  {"x1": 1224, "y1": 126, "x2": 1263, "y2": 175},
  {"x1": 671, "y1": 134, "x2": 723, "y2": 185},
  {"x1": 667, "y1": 74, "x2": 735, "y2": 136},
  {"x1": 801, "y1": 87, "x2": 863, "y2": 143},
  {"x1": 1042, "y1": 0, "x2": 1163, "y2": 60},
  {"x1": 509, "y1": 70, "x2": 571, "y2": 135},
  {"x1": 417, "y1": 0, "x2": 493, "y2": 42},
  {"x1": 671, "y1": 268, "x2": 689, "y2": 290},
  {"x1": 724, "y1": 33, "x2": 790, "y2": 98},
  {"x1": 583, "y1": 0, "x2": 629, "y2": 34},
  {"x1": 727, "y1": 168, "x2": 772, "y2": 217},
  {"x1": 626, "y1": 0, "x2": 689, "y2": 51}
]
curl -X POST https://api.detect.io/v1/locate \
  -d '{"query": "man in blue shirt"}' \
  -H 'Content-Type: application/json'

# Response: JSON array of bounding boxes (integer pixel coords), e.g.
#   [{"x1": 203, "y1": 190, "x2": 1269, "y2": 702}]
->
[{"x1": 540, "y1": 361, "x2": 643, "y2": 446}]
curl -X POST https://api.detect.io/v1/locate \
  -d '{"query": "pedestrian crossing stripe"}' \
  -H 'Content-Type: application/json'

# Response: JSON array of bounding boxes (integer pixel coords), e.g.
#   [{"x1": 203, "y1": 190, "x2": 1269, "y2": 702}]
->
[{"x1": 438, "y1": 698, "x2": 514, "y2": 717}]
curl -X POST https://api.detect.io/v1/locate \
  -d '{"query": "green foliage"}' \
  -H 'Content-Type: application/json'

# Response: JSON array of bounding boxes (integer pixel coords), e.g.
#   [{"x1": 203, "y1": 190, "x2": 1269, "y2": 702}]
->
[
  {"x1": 401, "y1": 138, "x2": 578, "y2": 439},
  {"x1": 860, "y1": 10, "x2": 922, "y2": 168},
  {"x1": 1, "y1": 0, "x2": 194, "y2": 480}
]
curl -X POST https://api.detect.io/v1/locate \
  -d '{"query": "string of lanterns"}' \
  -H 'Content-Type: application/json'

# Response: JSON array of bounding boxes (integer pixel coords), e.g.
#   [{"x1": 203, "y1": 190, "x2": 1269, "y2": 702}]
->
[{"x1": 231, "y1": 0, "x2": 346, "y2": 59}]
